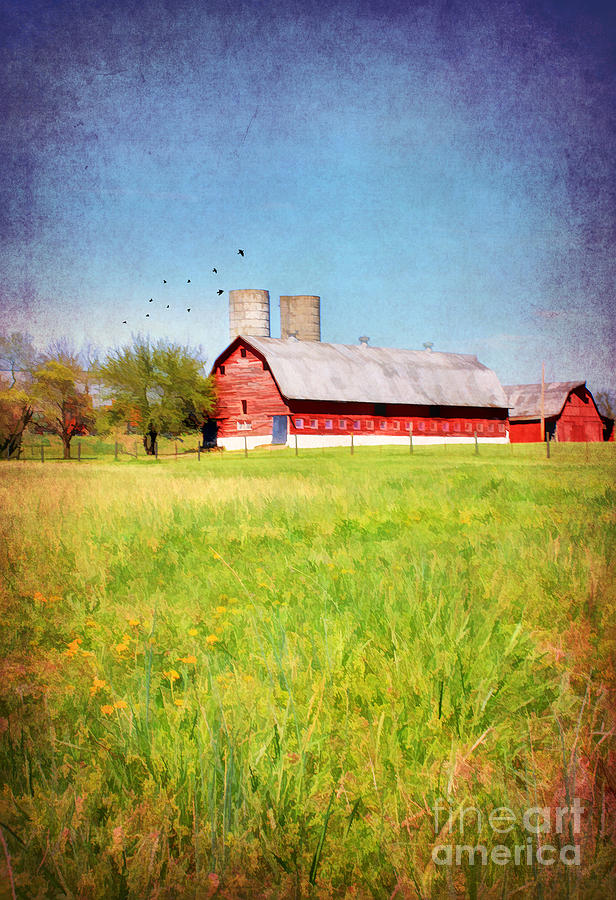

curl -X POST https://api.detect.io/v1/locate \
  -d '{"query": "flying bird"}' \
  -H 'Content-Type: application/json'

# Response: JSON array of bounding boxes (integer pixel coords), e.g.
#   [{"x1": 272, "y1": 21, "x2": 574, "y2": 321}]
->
[
  {"x1": 217, "y1": 289, "x2": 224, "y2": 295},
  {"x1": 122, "y1": 320, "x2": 127, "y2": 324},
  {"x1": 187, "y1": 308, "x2": 191, "y2": 312},
  {"x1": 212, "y1": 268, "x2": 217, "y2": 273},
  {"x1": 163, "y1": 279, "x2": 167, "y2": 283},
  {"x1": 187, "y1": 279, "x2": 191, "y2": 283},
  {"x1": 237, "y1": 249, "x2": 244, "y2": 256},
  {"x1": 149, "y1": 298, "x2": 153, "y2": 302},
  {"x1": 146, "y1": 314, "x2": 150, "y2": 317},
  {"x1": 166, "y1": 304, "x2": 170, "y2": 308}
]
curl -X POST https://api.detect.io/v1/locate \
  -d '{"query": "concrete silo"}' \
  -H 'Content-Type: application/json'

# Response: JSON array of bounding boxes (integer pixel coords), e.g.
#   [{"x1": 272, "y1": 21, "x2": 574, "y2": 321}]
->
[
  {"x1": 229, "y1": 289, "x2": 271, "y2": 341},
  {"x1": 280, "y1": 295, "x2": 321, "y2": 341}
]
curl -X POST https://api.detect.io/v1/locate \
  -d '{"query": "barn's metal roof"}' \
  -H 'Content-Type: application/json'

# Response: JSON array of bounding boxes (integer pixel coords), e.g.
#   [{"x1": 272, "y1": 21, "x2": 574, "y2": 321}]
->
[
  {"x1": 233, "y1": 336, "x2": 508, "y2": 408},
  {"x1": 503, "y1": 382, "x2": 585, "y2": 420}
]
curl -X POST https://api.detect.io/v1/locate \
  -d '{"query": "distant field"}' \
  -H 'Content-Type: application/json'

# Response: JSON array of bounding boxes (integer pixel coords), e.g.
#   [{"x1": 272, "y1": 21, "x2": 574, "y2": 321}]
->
[{"x1": 0, "y1": 446, "x2": 615, "y2": 898}]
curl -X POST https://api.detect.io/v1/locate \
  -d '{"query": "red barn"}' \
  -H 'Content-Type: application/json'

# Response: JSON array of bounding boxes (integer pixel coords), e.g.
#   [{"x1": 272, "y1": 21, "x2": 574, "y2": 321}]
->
[
  {"x1": 209, "y1": 335, "x2": 509, "y2": 450},
  {"x1": 504, "y1": 382, "x2": 604, "y2": 443}
]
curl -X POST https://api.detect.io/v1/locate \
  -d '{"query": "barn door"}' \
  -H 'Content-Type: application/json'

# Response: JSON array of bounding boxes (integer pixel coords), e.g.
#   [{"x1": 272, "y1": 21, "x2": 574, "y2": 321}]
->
[{"x1": 272, "y1": 415, "x2": 288, "y2": 444}]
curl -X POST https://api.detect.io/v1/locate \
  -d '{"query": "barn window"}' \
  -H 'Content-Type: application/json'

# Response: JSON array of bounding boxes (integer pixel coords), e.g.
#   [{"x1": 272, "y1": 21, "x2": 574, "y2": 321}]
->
[
  {"x1": 374, "y1": 403, "x2": 387, "y2": 416},
  {"x1": 295, "y1": 418, "x2": 304, "y2": 429},
  {"x1": 311, "y1": 419, "x2": 318, "y2": 429},
  {"x1": 488, "y1": 423, "x2": 494, "y2": 433},
  {"x1": 339, "y1": 419, "x2": 347, "y2": 429},
  {"x1": 465, "y1": 422, "x2": 472, "y2": 433},
  {"x1": 353, "y1": 420, "x2": 361, "y2": 430},
  {"x1": 366, "y1": 420, "x2": 374, "y2": 430},
  {"x1": 379, "y1": 421, "x2": 387, "y2": 431},
  {"x1": 393, "y1": 421, "x2": 400, "y2": 430},
  {"x1": 240, "y1": 348, "x2": 247, "y2": 358},
  {"x1": 442, "y1": 422, "x2": 449, "y2": 433},
  {"x1": 477, "y1": 423, "x2": 484, "y2": 433},
  {"x1": 241, "y1": 400, "x2": 247, "y2": 414},
  {"x1": 430, "y1": 422, "x2": 437, "y2": 432},
  {"x1": 219, "y1": 365, "x2": 225, "y2": 375},
  {"x1": 404, "y1": 422, "x2": 410, "y2": 431},
  {"x1": 454, "y1": 421, "x2": 461, "y2": 432},
  {"x1": 325, "y1": 419, "x2": 333, "y2": 430},
  {"x1": 418, "y1": 421, "x2": 426, "y2": 432},
  {"x1": 498, "y1": 423, "x2": 505, "y2": 433}
]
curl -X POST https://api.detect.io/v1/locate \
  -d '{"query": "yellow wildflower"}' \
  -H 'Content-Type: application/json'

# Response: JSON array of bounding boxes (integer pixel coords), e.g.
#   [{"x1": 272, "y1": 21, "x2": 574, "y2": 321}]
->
[
  {"x1": 128, "y1": 619, "x2": 139, "y2": 627},
  {"x1": 188, "y1": 628, "x2": 198, "y2": 637},
  {"x1": 215, "y1": 606, "x2": 226, "y2": 614},
  {"x1": 90, "y1": 678, "x2": 108, "y2": 696},
  {"x1": 212, "y1": 550, "x2": 221, "y2": 560},
  {"x1": 116, "y1": 643, "x2": 129, "y2": 654},
  {"x1": 206, "y1": 634, "x2": 219, "y2": 646},
  {"x1": 228, "y1": 597, "x2": 238, "y2": 603},
  {"x1": 174, "y1": 698, "x2": 184, "y2": 707},
  {"x1": 85, "y1": 620, "x2": 98, "y2": 628},
  {"x1": 100, "y1": 705, "x2": 114, "y2": 716},
  {"x1": 178, "y1": 655, "x2": 197, "y2": 665},
  {"x1": 66, "y1": 638, "x2": 82, "y2": 656},
  {"x1": 114, "y1": 700, "x2": 128, "y2": 710},
  {"x1": 164, "y1": 669, "x2": 180, "y2": 682},
  {"x1": 34, "y1": 591, "x2": 47, "y2": 603},
  {"x1": 49, "y1": 595, "x2": 62, "y2": 604}
]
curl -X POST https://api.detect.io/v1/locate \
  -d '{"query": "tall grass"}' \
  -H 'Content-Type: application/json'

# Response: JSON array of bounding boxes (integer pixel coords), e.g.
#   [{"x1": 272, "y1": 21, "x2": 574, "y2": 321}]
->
[{"x1": 0, "y1": 446, "x2": 614, "y2": 898}]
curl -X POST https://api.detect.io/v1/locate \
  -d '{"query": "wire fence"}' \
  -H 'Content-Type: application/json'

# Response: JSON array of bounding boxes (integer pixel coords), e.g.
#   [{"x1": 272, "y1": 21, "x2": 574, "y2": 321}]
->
[{"x1": 2, "y1": 434, "x2": 614, "y2": 464}]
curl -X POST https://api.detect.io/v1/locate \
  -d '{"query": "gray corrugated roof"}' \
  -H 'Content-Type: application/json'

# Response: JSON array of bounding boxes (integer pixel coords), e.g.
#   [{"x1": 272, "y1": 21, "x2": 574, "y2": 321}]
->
[
  {"x1": 503, "y1": 382, "x2": 585, "y2": 419},
  {"x1": 234, "y1": 336, "x2": 508, "y2": 407}
]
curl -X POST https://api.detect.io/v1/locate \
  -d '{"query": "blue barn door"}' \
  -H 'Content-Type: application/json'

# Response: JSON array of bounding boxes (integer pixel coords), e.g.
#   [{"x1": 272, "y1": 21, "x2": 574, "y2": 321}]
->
[{"x1": 272, "y1": 415, "x2": 288, "y2": 444}]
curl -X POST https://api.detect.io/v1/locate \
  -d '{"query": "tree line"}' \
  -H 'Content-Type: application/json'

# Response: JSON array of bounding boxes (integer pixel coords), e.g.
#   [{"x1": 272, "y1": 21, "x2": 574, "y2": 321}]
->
[{"x1": 0, "y1": 333, "x2": 215, "y2": 459}]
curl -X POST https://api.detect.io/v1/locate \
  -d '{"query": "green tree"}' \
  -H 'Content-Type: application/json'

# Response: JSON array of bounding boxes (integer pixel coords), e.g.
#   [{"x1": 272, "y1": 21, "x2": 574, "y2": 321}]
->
[
  {"x1": 96, "y1": 339, "x2": 215, "y2": 454},
  {"x1": 33, "y1": 351, "x2": 95, "y2": 459},
  {"x1": 0, "y1": 333, "x2": 39, "y2": 459}
]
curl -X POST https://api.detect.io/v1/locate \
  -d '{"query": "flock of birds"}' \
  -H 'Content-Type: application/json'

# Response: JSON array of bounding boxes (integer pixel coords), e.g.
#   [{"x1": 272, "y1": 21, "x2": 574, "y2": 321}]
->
[{"x1": 121, "y1": 250, "x2": 244, "y2": 324}]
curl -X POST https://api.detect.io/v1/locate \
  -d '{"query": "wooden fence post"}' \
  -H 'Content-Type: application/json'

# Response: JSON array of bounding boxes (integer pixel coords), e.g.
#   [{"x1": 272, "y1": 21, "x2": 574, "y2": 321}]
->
[
  {"x1": 546, "y1": 436, "x2": 550, "y2": 459},
  {"x1": 409, "y1": 423, "x2": 413, "y2": 454},
  {"x1": 41, "y1": 444, "x2": 44, "y2": 463},
  {"x1": 155, "y1": 441, "x2": 158, "y2": 460},
  {"x1": 351, "y1": 433, "x2": 354, "y2": 455},
  {"x1": 78, "y1": 442, "x2": 81, "y2": 462},
  {"x1": 244, "y1": 436, "x2": 248, "y2": 458},
  {"x1": 295, "y1": 434, "x2": 298, "y2": 457},
  {"x1": 474, "y1": 430, "x2": 478, "y2": 455},
  {"x1": 175, "y1": 441, "x2": 178, "y2": 459},
  {"x1": 197, "y1": 445, "x2": 201, "y2": 461}
]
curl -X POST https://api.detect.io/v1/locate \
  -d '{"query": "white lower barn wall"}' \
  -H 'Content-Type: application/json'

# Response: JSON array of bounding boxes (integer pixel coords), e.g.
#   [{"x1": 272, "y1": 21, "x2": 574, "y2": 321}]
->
[
  {"x1": 218, "y1": 432, "x2": 509, "y2": 451},
  {"x1": 288, "y1": 433, "x2": 509, "y2": 448}
]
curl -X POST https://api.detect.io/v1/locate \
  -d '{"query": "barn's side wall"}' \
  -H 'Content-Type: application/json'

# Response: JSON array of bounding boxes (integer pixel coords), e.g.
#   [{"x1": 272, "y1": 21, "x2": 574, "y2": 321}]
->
[{"x1": 509, "y1": 420, "x2": 543, "y2": 443}]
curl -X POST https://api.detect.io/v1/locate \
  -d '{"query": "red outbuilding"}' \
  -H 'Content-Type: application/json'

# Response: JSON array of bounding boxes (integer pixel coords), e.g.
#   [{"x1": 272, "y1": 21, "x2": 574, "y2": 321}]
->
[
  {"x1": 504, "y1": 382, "x2": 604, "y2": 443},
  {"x1": 209, "y1": 335, "x2": 510, "y2": 450}
]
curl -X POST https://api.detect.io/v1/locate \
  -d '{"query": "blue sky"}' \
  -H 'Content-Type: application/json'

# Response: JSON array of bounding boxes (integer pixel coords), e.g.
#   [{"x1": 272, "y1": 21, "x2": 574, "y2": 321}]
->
[{"x1": 1, "y1": 0, "x2": 614, "y2": 390}]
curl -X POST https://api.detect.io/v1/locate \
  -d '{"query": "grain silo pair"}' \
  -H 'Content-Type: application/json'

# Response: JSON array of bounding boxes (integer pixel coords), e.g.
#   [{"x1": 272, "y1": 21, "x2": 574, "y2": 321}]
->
[{"x1": 228, "y1": 290, "x2": 321, "y2": 342}]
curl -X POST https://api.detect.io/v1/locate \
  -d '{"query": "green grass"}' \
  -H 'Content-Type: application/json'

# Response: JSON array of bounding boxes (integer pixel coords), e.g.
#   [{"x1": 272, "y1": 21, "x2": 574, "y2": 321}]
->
[{"x1": 0, "y1": 445, "x2": 615, "y2": 898}]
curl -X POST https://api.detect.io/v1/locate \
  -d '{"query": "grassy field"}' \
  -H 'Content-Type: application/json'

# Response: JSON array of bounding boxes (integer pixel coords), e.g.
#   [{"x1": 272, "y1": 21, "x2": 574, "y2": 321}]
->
[{"x1": 0, "y1": 445, "x2": 614, "y2": 899}]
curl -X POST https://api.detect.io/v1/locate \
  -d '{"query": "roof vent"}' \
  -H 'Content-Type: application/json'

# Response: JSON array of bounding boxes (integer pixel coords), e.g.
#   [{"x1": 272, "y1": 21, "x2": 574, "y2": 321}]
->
[
  {"x1": 359, "y1": 336, "x2": 370, "y2": 347},
  {"x1": 423, "y1": 342, "x2": 434, "y2": 352}
]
